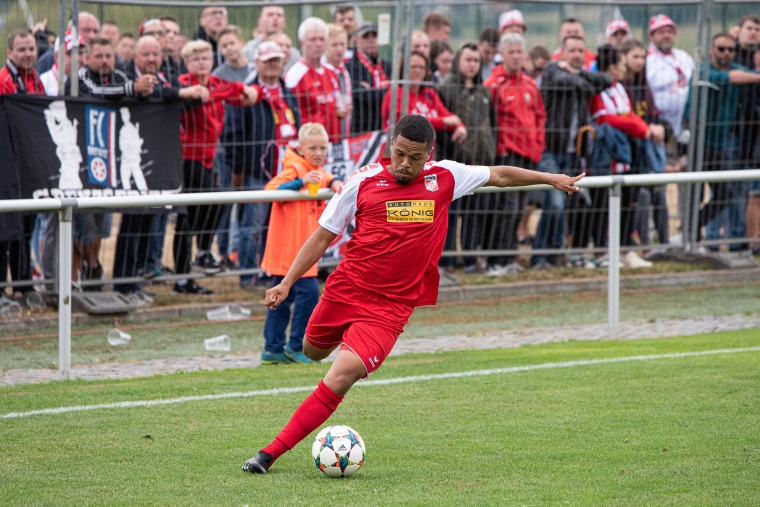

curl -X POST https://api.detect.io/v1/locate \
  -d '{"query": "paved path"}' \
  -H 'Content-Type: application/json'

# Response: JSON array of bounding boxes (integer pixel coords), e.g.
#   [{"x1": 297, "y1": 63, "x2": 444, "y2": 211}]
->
[{"x1": 3, "y1": 314, "x2": 759, "y2": 387}]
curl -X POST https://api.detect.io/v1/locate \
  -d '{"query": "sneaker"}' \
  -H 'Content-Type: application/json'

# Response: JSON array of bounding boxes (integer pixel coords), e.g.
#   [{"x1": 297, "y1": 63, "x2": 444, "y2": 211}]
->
[
  {"x1": 531, "y1": 259, "x2": 555, "y2": 271},
  {"x1": 485, "y1": 262, "x2": 524, "y2": 276},
  {"x1": 623, "y1": 251, "x2": 653, "y2": 269},
  {"x1": 172, "y1": 280, "x2": 214, "y2": 295},
  {"x1": 193, "y1": 252, "x2": 223, "y2": 274},
  {"x1": 221, "y1": 255, "x2": 237, "y2": 270},
  {"x1": 596, "y1": 255, "x2": 610, "y2": 269},
  {"x1": 261, "y1": 350, "x2": 293, "y2": 365},
  {"x1": 242, "y1": 450, "x2": 275, "y2": 474},
  {"x1": 284, "y1": 347, "x2": 319, "y2": 364}
]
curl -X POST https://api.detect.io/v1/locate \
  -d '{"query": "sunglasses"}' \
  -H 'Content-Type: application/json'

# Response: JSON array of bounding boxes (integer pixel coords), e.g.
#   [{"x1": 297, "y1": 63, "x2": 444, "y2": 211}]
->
[{"x1": 714, "y1": 46, "x2": 735, "y2": 53}]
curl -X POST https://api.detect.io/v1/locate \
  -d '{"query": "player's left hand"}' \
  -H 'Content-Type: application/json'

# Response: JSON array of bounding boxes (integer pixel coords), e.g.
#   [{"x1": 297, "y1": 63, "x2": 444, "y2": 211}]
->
[{"x1": 551, "y1": 173, "x2": 584, "y2": 195}]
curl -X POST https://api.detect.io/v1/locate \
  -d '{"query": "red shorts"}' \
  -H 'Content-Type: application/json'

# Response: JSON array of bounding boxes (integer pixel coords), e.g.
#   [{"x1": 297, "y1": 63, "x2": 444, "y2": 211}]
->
[{"x1": 305, "y1": 269, "x2": 414, "y2": 376}]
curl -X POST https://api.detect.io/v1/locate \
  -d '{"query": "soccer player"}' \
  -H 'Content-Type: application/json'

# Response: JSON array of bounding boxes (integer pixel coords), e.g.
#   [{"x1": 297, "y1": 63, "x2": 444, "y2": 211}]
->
[{"x1": 242, "y1": 114, "x2": 583, "y2": 474}]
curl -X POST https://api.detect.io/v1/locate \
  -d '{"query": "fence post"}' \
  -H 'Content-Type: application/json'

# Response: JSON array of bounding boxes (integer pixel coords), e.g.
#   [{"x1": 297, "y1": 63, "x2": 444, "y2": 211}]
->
[
  {"x1": 608, "y1": 181, "x2": 622, "y2": 339},
  {"x1": 58, "y1": 205, "x2": 74, "y2": 378}
]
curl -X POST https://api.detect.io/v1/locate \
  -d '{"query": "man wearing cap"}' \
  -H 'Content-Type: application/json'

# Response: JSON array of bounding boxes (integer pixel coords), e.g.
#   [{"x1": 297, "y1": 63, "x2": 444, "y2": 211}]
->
[
  {"x1": 550, "y1": 18, "x2": 596, "y2": 71},
  {"x1": 604, "y1": 19, "x2": 630, "y2": 49},
  {"x1": 498, "y1": 9, "x2": 526, "y2": 35},
  {"x1": 230, "y1": 40, "x2": 300, "y2": 290},
  {"x1": 286, "y1": 17, "x2": 341, "y2": 141},
  {"x1": 646, "y1": 14, "x2": 694, "y2": 142},
  {"x1": 346, "y1": 22, "x2": 391, "y2": 134}
]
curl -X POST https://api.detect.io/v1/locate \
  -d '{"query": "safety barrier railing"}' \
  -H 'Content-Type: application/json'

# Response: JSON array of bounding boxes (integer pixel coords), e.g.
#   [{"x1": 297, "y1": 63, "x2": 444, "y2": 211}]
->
[{"x1": 2, "y1": 168, "x2": 760, "y2": 377}]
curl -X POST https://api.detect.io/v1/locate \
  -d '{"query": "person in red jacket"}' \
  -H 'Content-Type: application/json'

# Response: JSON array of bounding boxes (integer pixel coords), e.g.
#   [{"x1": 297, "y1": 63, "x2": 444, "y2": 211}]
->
[
  {"x1": 0, "y1": 29, "x2": 44, "y2": 94},
  {"x1": 381, "y1": 51, "x2": 466, "y2": 146},
  {"x1": 483, "y1": 33, "x2": 546, "y2": 275},
  {"x1": 0, "y1": 29, "x2": 44, "y2": 301},
  {"x1": 173, "y1": 39, "x2": 259, "y2": 295}
]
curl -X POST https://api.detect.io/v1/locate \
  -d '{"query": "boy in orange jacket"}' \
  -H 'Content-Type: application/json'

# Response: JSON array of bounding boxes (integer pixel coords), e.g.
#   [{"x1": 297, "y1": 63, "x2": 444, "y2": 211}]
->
[{"x1": 260, "y1": 123, "x2": 343, "y2": 364}]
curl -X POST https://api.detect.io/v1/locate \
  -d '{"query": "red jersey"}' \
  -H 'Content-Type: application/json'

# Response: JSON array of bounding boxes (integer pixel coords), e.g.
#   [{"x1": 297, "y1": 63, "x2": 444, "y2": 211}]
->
[
  {"x1": 0, "y1": 61, "x2": 44, "y2": 95},
  {"x1": 319, "y1": 158, "x2": 490, "y2": 306},
  {"x1": 285, "y1": 60, "x2": 340, "y2": 140},
  {"x1": 178, "y1": 73, "x2": 247, "y2": 168},
  {"x1": 484, "y1": 67, "x2": 546, "y2": 163},
  {"x1": 381, "y1": 86, "x2": 456, "y2": 131}
]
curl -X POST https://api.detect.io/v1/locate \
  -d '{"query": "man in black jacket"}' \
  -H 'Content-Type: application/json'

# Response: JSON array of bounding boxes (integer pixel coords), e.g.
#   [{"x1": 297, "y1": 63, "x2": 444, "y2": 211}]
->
[
  {"x1": 113, "y1": 35, "x2": 208, "y2": 295},
  {"x1": 345, "y1": 24, "x2": 391, "y2": 135},
  {"x1": 531, "y1": 35, "x2": 611, "y2": 269}
]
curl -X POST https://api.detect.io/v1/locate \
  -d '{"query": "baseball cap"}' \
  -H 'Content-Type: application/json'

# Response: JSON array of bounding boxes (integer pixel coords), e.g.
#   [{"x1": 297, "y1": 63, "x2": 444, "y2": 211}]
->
[
  {"x1": 605, "y1": 19, "x2": 630, "y2": 38},
  {"x1": 256, "y1": 41, "x2": 285, "y2": 61},
  {"x1": 356, "y1": 24, "x2": 378, "y2": 37},
  {"x1": 54, "y1": 29, "x2": 86, "y2": 53},
  {"x1": 499, "y1": 10, "x2": 526, "y2": 31},
  {"x1": 649, "y1": 14, "x2": 677, "y2": 34},
  {"x1": 139, "y1": 18, "x2": 163, "y2": 36}
]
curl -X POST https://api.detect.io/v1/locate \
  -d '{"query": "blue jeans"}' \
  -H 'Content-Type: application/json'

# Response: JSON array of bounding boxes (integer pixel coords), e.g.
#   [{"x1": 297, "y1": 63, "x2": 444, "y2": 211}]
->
[
  {"x1": 147, "y1": 213, "x2": 167, "y2": 272},
  {"x1": 531, "y1": 152, "x2": 576, "y2": 265},
  {"x1": 238, "y1": 176, "x2": 271, "y2": 286},
  {"x1": 262, "y1": 276, "x2": 320, "y2": 353}
]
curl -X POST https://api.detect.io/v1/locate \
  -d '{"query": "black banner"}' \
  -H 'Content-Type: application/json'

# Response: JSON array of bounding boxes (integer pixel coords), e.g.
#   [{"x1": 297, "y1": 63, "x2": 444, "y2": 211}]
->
[
  {"x1": 0, "y1": 102, "x2": 23, "y2": 241},
  {"x1": 2, "y1": 95, "x2": 183, "y2": 200}
]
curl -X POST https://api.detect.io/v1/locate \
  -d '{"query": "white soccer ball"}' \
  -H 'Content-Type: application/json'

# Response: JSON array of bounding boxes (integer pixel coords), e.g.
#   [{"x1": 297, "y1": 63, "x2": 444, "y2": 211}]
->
[{"x1": 311, "y1": 424, "x2": 366, "y2": 477}]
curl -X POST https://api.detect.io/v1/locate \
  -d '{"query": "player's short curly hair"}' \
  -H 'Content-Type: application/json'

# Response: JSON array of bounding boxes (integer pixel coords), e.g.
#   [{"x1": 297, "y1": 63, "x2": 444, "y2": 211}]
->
[{"x1": 392, "y1": 114, "x2": 435, "y2": 150}]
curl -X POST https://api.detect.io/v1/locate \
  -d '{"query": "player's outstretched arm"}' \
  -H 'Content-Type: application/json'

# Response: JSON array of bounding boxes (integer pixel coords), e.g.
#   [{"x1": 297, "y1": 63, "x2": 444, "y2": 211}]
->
[
  {"x1": 485, "y1": 165, "x2": 583, "y2": 195},
  {"x1": 264, "y1": 226, "x2": 338, "y2": 310}
]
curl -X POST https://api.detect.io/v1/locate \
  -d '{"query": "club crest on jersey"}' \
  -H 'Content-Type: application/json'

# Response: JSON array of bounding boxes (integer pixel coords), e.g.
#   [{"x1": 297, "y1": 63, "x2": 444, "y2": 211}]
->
[{"x1": 424, "y1": 174, "x2": 438, "y2": 192}]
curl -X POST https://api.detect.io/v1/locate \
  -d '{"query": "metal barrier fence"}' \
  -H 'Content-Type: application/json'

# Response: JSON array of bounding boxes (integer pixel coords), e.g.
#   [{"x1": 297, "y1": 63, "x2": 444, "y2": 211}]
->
[
  {"x1": 1, "y1": 169, "x2": 760, "y2": 376},
  {"x1": 1, "y1": 1, "x2": 759, "y2": 337}
]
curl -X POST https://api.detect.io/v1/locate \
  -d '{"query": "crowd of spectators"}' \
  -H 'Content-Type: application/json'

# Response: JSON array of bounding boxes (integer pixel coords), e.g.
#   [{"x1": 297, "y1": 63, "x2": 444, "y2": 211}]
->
[{"x1": 1, "y1": 3, "x2": 759, "y2": 303}]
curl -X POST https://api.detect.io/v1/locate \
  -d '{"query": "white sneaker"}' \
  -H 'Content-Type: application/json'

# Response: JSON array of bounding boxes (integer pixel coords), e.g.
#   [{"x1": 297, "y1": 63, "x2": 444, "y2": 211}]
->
[
  {"x1": 623, "y1": 251, "x2": 653, "y2": 269},
  {"x1": 670, "y1": 232, "x2": 683, "y2": 246},
  {"x1": 485, "y1": 263, "x2": 524, "y2": 276}
]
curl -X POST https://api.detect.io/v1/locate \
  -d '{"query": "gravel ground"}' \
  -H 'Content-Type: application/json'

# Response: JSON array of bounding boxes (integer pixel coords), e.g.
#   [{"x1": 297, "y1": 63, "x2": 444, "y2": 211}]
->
[{"x1": 2, "y1": 314, "x2": 759, "y2": 386}]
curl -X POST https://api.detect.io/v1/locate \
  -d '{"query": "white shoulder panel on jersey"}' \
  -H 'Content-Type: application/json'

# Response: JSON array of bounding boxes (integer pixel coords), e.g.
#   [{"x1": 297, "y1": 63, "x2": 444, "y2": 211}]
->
[
  {"x1": 319, "y1": 163, "x2": 385, "y2": 235},
  {"x1": 284, "y1": 61, "x2": 309, "y2": 90},
  {"x1": 432, "y1": 160, "x2": 490, "y2": 201}
]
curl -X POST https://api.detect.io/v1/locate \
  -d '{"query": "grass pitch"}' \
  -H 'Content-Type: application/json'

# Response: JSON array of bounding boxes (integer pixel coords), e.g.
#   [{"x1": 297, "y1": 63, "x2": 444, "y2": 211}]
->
[{"x1": 2, "y1": 329, "x2": 759, "y2": 506}]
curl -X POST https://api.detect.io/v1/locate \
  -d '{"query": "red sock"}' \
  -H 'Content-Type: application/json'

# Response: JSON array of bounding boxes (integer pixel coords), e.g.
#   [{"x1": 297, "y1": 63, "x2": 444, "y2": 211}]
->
[{"x1": 262, "y1": 381, "x2": 344, "y2": 459}]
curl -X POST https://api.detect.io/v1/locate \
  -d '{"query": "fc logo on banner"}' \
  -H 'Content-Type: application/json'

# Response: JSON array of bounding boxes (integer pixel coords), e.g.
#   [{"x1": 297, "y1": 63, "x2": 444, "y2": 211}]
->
[{"x1": 86, "y1": 105, "x2": 117, "y2": 187}]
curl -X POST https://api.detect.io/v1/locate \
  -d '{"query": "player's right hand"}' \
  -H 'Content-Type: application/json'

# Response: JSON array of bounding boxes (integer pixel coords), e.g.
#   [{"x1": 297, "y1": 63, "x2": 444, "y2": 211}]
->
[{"x1": 264, "y1": 284, "x2": 290, "y2": 310}]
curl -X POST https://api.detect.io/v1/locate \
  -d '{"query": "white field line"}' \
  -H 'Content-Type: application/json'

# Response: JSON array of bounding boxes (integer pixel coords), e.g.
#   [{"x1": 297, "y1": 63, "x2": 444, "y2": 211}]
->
[{"x1": 3, "y1": 346, "x2": 759, "y2": 420}]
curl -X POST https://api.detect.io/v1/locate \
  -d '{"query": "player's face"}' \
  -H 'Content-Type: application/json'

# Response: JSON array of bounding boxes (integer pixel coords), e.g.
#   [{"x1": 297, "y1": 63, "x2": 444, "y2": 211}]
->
[
  {"x1": 389, "y1": 135, "x2": 431, "y2": 185},
  {"x1": 300, "y1": 134, "x2": 329, "y2": 167}
]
